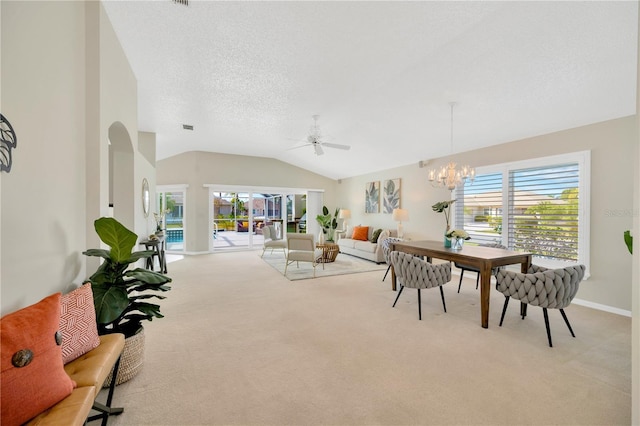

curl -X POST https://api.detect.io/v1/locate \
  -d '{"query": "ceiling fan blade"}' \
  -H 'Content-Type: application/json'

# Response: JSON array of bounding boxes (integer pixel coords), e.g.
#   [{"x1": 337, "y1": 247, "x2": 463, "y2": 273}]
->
[
  {"x1": 322, "y1": 142, "x2": 351, "y2": 151},
  {"x1": 286, "y1": 143, "x2": 310, "y2": 151},
  {"x1": 314, "y1": 144, "x2": 324, "y2": 155}
]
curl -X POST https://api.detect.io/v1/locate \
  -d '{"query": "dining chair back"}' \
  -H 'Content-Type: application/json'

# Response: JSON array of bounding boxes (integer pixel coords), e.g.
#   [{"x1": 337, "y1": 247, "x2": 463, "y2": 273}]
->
[{"x1": 390, "y1": 251, "x2": 451, "y2": 320}]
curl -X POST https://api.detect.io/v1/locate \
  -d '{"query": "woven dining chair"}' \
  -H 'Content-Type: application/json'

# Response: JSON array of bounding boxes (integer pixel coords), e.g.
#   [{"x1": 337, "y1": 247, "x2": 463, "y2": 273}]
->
[
  {"x1": 389, "y1": 251, "x2": 451, "y2": 320},
  {"x1": 495, "y1": 264, "x2": 586, "y2": 347}
]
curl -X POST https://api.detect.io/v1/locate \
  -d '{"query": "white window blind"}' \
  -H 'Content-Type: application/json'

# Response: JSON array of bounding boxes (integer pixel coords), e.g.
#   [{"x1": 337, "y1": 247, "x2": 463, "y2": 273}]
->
[
  {"x1": 454, "y1": 151, "x2": 590, "y2": 273},
  {"x1": 508, "y1": 164, "x2": 580, "y2": 261}
]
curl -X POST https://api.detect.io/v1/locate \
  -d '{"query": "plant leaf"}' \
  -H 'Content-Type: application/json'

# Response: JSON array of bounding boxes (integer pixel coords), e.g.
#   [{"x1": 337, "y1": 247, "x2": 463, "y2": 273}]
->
[
  {"x1": 92, "y1": 284, "x2": 129, "y2": 324},
  {"x1": 94, "y1": 217, "x2": 137, "y2": 263},
  {"x1": 624, "y1": 230, "x2": 633, "y2": 254}
]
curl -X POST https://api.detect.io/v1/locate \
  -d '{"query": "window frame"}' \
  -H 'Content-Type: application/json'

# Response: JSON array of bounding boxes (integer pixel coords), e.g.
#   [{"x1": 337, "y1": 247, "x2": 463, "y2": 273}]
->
[{"x1": 454, "y1": 150, "x2": 591, "y2": 278}]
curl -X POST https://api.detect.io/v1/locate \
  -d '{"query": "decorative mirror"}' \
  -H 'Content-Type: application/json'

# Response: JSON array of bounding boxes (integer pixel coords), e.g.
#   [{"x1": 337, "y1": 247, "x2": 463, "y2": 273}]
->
[{"x1": 142, "y1": 178, "x2": 150, "y2": 217}]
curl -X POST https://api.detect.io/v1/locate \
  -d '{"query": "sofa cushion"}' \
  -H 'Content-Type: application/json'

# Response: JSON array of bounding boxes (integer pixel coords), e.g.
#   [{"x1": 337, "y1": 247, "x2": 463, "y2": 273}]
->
[
  {"x1": 354, "y1": 240, "x2": 378, "y2": 253},
  {"x1": 352, "y1": 226, "x2": 369, "y2": 241},
  {"x1": 1, "y1": 293, "x2": 76, "y2": 426},
  {"x1": 337, "y1": 238, "x2": 356, "y2": 249},
  {"x1": 60, "y1": 283, "x2": 100, "y2": 364}
]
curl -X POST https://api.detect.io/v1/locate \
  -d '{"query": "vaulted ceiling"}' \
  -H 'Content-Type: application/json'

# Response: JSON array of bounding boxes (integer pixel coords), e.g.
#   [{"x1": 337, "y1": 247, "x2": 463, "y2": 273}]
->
[{"x1": 102, "y1": 1, "x2": 638, "y2": 180}]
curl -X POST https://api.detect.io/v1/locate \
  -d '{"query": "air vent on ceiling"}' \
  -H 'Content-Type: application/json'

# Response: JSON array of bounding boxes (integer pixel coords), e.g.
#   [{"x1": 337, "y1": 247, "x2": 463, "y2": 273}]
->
[
  {"x1": 172, "y1": 0, "x2": 188, "y2": 5},
  {"x1": 182, "y1": 124, "x2": 194, "y2": 131}
]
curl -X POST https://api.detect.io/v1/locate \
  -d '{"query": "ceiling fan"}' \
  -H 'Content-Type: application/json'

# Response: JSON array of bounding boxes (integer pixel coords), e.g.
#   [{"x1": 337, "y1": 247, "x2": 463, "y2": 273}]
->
[{"x1": 289, "y1": 115, "x2": 351, "y2": 156}]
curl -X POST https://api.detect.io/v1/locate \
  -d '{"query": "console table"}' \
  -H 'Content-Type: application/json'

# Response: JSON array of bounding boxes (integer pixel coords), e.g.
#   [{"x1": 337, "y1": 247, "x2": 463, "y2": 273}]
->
[
  {"x1": 390, "y1": 240, "x2": 531, "y2": 328},
  {"x1": 139, "y1": 236, "x2": 167, "y2": 274}
]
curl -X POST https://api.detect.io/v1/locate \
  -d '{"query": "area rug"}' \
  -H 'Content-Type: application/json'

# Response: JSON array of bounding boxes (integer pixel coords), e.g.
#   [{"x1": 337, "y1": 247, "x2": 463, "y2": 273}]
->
[{"x1": 261, "y1": 252, "x2": 387, "y2": 280}]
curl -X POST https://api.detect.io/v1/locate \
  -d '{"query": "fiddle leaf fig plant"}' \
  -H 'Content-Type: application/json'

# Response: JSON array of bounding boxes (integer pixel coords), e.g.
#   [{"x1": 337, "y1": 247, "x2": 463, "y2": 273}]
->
[{"x1": 83, "y1": 217, "x2": 172, "y2": 337}]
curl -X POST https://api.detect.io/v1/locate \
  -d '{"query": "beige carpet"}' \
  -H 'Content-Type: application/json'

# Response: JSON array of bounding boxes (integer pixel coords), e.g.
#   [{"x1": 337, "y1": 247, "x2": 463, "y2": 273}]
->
[
  {"x1": 261, "y1": 251, "x2": 387, "y2": 280},
  {"x1": 101, "y1": 250, "x2": 631, "y2": 425}
]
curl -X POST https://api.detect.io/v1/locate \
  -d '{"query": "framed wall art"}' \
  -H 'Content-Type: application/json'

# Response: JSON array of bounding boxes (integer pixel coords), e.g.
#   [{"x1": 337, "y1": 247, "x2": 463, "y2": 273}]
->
[
  {"x1": 365, "y1": 181, "x2": 380, "y2": 213},
  {"x1": 382, "y1": 178, "x2": 401, "y2": 213}
]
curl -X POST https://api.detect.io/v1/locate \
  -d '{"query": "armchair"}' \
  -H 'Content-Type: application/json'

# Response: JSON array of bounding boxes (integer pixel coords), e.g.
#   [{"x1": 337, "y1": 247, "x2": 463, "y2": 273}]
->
[
  {"x1": 390, "y1": 251, "x2": 451, "y2": 320},
  {"x1": 495, "y1": 264, "x2": 586, "y2": 347},
  {"x1": 284, "y1": 233, "x2": 319, "y2": 278},
  {"x1": 261, "y1": 225, "x2": 287, "y2": 258}
]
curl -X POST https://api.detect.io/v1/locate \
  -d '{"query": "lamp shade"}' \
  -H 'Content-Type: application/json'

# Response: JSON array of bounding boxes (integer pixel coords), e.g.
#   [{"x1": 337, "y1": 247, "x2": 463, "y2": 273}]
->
[
  {"x1": 392, "y1": 208, "x2": 409, "y2": 222},
  {"x1": 339, "y1": 209, "x2": 352, "y2": 220}
]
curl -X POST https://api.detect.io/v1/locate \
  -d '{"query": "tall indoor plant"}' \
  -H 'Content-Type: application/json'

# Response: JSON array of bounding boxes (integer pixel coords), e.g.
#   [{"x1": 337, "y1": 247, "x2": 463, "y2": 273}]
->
[
  {"x1": 83, "y1": 217, "x2": 172, "y2": 384},
  {"x1": 316, "y1": 206, "x2": 340, "y2": 242}
]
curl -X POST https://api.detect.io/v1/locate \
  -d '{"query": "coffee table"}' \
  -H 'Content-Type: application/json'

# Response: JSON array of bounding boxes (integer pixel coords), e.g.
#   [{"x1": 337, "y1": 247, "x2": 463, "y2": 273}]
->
[{"x1": 316, "y1": 242, "x2": 339, "y2": 268}]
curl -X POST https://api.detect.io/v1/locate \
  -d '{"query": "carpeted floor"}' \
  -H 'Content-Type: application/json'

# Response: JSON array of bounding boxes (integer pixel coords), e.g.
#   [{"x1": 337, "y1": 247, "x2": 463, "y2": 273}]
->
[
  {"x1": 102, "y1": 250, "x2": 631, "y2": 425},
  {"x1": 261, "y1": 251, "x2": 387, "y2": 280}
]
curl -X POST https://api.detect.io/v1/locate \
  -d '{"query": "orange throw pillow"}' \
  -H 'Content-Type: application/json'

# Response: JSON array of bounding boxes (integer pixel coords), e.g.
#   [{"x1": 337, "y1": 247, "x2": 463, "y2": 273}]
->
[
  {"x1": 352, "y1": 226, "x2": 370, "y2": 241},
  {"x1": 1, "y1": 293, "x2": 76, "y2": 426}
]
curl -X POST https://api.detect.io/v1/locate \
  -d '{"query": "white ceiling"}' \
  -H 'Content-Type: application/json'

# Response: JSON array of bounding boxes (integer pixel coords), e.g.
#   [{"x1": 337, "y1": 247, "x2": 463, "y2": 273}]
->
[{"x1": 102, "y1": 0, "x2": 638, "y2": 180}]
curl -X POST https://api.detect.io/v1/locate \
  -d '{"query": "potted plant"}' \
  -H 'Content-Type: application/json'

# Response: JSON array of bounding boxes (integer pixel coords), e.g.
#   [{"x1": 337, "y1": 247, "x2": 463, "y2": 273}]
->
[
  {"x1": 83, "y1": 217, "x2": 172, "y2": 384},
  {"x1": 432, "y1": 200, "x2": 456, "y2": 248},
  {"x1": 446, "y1": 228, "x2": 471, "y2": 250},
  {"x1": 316, "y1": 206, "x2": 340, "y2": 242}
]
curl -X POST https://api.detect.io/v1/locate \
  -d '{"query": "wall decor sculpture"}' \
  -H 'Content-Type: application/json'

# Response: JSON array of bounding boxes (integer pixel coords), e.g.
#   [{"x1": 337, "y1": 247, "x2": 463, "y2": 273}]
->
[
  {"x1": 382, "y1": 178, "x2": 401, "y2": 213},
  {"x1": 365, "y1": 181, "x2": 380, "y2": 213},
  {"x1": 1, "y1": 114, "x2": 17, "y2": 173}
]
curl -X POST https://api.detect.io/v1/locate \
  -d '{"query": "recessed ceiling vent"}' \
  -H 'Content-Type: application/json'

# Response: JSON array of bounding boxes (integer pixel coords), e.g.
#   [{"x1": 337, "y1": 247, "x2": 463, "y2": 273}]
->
[
  {"x1": 182, "y1": 124, "x2": 194, "y2": 131},
  {"x1": 172, "y1": 0, "x2": 188, "y2": 5}
]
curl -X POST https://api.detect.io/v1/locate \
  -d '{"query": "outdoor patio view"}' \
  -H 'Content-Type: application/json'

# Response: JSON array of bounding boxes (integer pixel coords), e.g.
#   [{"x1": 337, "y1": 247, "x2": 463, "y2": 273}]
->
[{"x1": 212, "y1": 192, "x2": 305, "y2": 251}]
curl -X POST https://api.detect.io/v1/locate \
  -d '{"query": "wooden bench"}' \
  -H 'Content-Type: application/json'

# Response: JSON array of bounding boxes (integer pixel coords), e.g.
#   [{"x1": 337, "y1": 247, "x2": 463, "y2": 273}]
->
[{"x1": 26, "y1": 334, "x2": 125, "y2": 426}]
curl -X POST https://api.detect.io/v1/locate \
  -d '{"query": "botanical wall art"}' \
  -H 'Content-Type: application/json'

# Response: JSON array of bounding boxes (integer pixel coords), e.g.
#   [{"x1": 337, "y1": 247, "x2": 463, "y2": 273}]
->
[
  {"x1": 365, "y1": 181, "x2": 380, "y2": 213},
  {"x1": 0, "y1": 114, "x2": 18, "y2": 173},
  {"x1": 382, "y1": 178, "x2": 401, "y2": 213}
]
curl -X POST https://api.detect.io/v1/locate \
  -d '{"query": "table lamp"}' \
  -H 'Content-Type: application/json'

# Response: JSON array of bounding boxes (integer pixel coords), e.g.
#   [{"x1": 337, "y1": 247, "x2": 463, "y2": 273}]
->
[{"x1": 392, "y1": 208, "x2": 409, "y2": 239}]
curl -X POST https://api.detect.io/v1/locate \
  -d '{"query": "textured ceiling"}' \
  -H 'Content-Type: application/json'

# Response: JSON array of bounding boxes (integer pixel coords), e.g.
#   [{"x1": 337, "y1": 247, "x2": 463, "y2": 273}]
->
[{"x1": 102, "y1": 1, "x2": 638, "y2": 180}]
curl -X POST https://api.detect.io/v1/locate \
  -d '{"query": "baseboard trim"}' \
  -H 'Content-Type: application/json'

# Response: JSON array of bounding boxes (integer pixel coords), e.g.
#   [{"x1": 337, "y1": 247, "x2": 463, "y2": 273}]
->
[{"x1": 572, "y1": 298, "x2": 631, "y2": 317}]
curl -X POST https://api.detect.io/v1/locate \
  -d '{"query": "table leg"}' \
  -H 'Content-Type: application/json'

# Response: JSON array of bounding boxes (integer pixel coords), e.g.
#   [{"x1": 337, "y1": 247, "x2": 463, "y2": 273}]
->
[{"x1": 480, "y1": 264, "x2": 492, "y2": 328}]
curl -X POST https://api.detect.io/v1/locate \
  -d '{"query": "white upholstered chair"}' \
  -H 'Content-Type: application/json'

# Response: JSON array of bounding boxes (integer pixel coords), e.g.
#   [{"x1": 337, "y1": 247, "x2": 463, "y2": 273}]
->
[
  {"x1": 390, "y1": 251, "x2": 452, "y2": 320},
  {"x1": 261, "y1": 225, "x2": 287, "y2": 258},
  {"x1": 284, "y1": 233, "x2": 320, "y2": 278}
]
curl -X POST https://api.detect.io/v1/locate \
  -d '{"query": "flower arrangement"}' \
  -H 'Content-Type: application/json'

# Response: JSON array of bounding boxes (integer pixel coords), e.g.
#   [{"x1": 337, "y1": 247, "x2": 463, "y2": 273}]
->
[
  {"x1": 153, "y1": 208, "x2": 171, "y2": 233},
  {"x1": 446, "y1": 229, "x2": 470, "y2": 240}
]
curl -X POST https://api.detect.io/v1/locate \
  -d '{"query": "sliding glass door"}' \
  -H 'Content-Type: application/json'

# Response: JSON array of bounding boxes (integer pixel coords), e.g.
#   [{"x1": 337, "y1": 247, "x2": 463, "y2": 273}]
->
[
  {"x1": 208, "y1": 186, "x2": 311, "y2": 252},
  {"x1": 157, "y1": 186, "x2": 186, "y2": 253}
]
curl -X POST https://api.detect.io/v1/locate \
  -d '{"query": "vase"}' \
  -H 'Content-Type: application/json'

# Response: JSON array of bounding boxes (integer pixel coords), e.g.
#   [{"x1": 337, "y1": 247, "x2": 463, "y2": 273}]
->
[
  {"x1": 444, "y1": 231, "x2": 452, "y2": 248},
  {"x1": 318, "y1": 231, "x2": 325, "y2": 244},
  {"x1": 452, "y1": 238, "x2": 463, "y2": 250}
]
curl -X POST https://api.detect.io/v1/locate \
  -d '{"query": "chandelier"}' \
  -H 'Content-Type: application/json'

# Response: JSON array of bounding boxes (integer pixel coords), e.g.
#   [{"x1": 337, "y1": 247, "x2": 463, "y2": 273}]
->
[{"x1": 428, "y1": 102, "x2": 475, "y2": 191}]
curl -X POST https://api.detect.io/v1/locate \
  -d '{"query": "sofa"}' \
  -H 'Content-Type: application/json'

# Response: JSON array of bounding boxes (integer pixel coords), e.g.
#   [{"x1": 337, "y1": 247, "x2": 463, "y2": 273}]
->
[
  {"x1": 336, "y1": 226, "x2": 396, "y2": 263},
  {"x1": 1, "y1": 285, "x2": 125, "y2": 426}
]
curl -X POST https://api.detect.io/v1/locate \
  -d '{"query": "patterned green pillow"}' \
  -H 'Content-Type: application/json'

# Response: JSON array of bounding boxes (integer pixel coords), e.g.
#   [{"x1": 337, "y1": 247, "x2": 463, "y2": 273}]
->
[{"x1": 370, "y1": 228, "x2": 383, "y2": 243}]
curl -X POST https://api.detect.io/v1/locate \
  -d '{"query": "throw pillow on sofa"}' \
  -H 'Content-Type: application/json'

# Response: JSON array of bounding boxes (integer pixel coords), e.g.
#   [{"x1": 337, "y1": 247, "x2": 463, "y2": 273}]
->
[
  {"x1": 59, "y1": 283, "x2": 100, "y2": 364},
  {"x1": 1, "y1": 293, "x2": 76, "y2": 426},
  {"x1": 352, "y1": 226, "x2": 369, "y2": 241},
  {"x1": 370, "y1": 228, "x2": 382, "y2": 243}
]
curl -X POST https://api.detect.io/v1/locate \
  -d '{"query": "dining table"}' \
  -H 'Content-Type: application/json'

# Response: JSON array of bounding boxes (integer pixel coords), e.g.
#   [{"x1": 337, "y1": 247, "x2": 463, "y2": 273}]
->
[{"x1": 389, "y1": 240, "x2": 532, "y2": 328}]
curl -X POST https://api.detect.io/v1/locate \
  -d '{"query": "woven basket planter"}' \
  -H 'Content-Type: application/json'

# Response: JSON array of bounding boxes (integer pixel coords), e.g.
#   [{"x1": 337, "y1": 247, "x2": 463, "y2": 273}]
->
[{"x1": 103, "y1": 328, "x2": 146, "y2": 387}]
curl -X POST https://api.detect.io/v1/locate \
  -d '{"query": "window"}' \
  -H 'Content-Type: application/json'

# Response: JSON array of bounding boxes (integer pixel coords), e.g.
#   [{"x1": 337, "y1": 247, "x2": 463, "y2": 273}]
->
[{"x1": 454, "y1": 151, "x2": 590, "y2": 274}]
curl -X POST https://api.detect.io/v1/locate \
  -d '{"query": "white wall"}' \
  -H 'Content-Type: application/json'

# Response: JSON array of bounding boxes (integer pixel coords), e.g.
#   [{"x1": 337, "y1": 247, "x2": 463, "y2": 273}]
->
[
  {"x1": 338, "y1": 116, "x2": 636, "y2": 313},
  {"x1": 1, "y1": 1, "x2": 143, "y2": 314}
]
